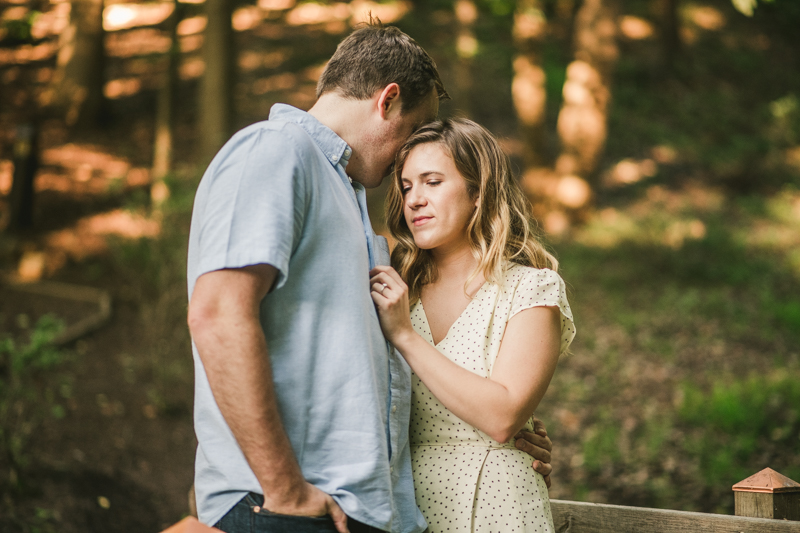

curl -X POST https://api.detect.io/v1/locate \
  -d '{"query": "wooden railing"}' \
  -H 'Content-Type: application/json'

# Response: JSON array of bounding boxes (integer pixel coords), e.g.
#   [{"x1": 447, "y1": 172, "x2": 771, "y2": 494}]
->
[
  {"x1": 551, "y1": 499, "x2": 800, "y2": 532},
  {"x1": 551, "y1": 467, "x2": 800, "y2": 532},
  {"x1": 163, "y1": 468, "x2": 800, "y2": 532}
]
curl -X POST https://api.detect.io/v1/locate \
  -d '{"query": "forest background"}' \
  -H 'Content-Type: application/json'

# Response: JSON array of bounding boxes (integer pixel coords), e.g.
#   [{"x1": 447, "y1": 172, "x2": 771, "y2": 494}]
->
[{"x1": 0, "y1": 0, "x2": 799, "y2": 531}]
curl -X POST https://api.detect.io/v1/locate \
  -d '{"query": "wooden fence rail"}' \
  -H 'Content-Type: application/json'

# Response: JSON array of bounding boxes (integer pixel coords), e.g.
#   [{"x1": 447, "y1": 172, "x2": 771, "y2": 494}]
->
[{"x1": 551, "y1": 499, "x2": 800, "y2": 533}]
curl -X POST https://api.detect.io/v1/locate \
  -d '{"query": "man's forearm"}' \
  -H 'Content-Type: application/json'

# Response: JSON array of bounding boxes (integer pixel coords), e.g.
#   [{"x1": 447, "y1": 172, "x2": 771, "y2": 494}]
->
[{"x1": 192, "y1": 314, "x2": 306, "y2": 505}]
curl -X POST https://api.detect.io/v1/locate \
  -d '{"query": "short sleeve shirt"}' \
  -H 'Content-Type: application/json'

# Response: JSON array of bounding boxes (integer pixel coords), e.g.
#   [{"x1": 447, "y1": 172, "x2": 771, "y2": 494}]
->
[{"x1": 187, "y1": 105, "x2": 426, "y2": 533}]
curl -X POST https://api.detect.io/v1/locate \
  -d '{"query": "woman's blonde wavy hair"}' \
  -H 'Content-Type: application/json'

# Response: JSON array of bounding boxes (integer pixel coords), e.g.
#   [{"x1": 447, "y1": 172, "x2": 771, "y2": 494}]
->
[{"x1": 387, "y1": 118, "x2": 558, "y2": 302}]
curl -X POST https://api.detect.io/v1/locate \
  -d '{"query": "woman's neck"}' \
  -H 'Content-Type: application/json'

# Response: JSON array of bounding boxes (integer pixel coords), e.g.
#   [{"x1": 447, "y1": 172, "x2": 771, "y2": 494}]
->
[{"x1": 431, "y1": 245, "x2": 481, "y2": 291}]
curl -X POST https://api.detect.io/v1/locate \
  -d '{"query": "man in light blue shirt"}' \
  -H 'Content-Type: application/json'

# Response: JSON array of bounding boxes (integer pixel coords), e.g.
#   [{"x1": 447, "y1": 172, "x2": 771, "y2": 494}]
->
[{"x1": 187, "y1": 23, "x2": 553, "y2": 533}]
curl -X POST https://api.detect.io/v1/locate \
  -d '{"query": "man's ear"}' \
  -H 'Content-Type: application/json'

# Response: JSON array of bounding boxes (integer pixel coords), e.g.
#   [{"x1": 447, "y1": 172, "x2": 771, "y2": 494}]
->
[{"x1": 377, "y1": 83, "x2": 402, "y2": 120}]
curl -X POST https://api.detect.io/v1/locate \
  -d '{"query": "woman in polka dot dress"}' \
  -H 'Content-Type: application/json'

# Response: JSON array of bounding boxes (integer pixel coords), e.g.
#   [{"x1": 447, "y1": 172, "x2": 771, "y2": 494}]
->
[{"x1": 369, "y1": 118, "x2": 575, "y2": 533}]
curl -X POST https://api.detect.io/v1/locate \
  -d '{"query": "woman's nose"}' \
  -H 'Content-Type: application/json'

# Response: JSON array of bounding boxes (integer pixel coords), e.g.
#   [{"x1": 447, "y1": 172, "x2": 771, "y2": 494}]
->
[{"x1": 406, "y1": 186, "x2": 426, "y2": 207}]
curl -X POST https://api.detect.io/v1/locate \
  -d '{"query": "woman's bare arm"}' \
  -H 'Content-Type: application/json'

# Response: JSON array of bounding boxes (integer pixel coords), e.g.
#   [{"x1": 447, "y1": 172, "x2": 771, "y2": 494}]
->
[{"x1": 370, "y1": 265, "x2": 561, "y2": 443}]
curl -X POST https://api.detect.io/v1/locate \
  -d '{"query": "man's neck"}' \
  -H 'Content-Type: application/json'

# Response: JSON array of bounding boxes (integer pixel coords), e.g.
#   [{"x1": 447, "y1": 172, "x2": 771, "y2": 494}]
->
[{"x1": 307, "y1": 94, "x2": 371, "y2": 151}]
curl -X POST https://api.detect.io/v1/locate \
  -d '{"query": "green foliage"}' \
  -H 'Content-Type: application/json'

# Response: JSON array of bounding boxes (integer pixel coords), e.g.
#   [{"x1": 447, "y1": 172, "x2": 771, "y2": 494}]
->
[
  {"x1": 582, "y1": 409, "x2": 622, "y2": 472},
  {"x1": 679, "y1": 374, "x2": 800, "y2": 486},
  {"x1": 1, "y1": 11, "x2": 39, "y2": 44},
  {"x1": 0, "y1": 316, "x2": 66, "y2": 492},
  {"x1": 731, "y1": 0, "x2": 773, "y2": 17}
]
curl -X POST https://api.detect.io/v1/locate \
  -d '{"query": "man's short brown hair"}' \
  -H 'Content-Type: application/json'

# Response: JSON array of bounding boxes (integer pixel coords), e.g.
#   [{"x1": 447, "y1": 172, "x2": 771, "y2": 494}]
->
[{"x1": 316, "y1": 21, "x2": 449, "y2": 113}]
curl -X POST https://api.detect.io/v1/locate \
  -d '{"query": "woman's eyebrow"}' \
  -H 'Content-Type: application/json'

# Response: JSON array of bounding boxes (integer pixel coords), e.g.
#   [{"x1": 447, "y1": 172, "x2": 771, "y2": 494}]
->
[
  {"x1": 419, "y1": 170, "x2": 445, "y2": 178},
  {"x1": 402, "y1": 170, "x2": 445, "y2": 182}
]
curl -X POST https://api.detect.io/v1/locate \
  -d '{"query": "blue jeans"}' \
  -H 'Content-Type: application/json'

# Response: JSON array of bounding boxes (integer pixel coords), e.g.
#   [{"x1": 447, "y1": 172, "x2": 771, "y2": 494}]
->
[{"x1": 214, "y1": 493, "x2": 385, "y2": 533}]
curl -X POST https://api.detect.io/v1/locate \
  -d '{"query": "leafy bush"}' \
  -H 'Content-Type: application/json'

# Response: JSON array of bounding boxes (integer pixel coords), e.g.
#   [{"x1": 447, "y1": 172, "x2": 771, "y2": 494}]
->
[{"x1": 0, "y1": 316, "x2": 66, "y2": 493}]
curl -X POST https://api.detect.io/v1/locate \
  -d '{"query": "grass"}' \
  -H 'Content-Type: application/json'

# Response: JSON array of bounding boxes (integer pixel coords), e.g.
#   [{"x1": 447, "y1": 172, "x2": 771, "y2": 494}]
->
[
  {"x1": 540, "y1": 182, "x2": 800, "y2": 512},
  {"x1": 0, "y1": 315, "x2": 68, "y2": 529}
]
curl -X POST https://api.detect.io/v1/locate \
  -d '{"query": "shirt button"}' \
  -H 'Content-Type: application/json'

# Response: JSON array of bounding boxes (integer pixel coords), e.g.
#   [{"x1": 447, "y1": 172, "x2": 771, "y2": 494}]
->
[
  {"x1": 390, "y1": 466, "x2": 394, "y2": 474},
  {"x1": 391, "y1": 405, "x2": 397, "y2": 414},
  {"x1": 344, "y1": 148, "x2": 352, "y2": 157}
]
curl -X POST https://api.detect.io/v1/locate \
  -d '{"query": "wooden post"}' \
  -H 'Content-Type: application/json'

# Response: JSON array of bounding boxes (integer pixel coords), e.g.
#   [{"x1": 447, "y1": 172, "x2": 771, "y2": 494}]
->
[{"x1": 733, "y1": 468, "x2": 800, "y2": 521}]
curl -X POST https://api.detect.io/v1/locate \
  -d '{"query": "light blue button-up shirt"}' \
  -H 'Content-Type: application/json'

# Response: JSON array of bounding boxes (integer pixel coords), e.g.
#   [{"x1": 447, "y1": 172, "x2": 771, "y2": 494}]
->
[{"x1": 187, "y1": 104, "x2": 426, "y2": 532}]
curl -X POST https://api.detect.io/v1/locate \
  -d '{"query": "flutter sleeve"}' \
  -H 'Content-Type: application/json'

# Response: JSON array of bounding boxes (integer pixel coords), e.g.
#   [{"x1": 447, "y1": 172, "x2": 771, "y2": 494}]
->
[{"x1": 509, "y1": 267, "x2": 576, "y2": 356}]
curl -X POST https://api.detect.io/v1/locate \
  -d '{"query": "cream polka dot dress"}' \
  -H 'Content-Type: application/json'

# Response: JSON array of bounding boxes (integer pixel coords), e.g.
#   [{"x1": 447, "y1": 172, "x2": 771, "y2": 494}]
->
[{"x1": 409, "y1": 264, "x2": 575, "y2": 533}]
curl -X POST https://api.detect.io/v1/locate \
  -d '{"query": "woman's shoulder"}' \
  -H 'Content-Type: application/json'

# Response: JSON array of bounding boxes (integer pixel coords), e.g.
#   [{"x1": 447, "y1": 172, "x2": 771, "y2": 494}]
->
[
  {"x1": 502, "y1": 263, "x2": 576, "y2": 354},
  {"x1": 502, "y1": 262, "x2": 563, "y2": 287}
]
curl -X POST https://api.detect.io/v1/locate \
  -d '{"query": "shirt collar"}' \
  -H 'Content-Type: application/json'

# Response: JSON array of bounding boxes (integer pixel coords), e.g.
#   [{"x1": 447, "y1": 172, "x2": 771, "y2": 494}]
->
[{"x1": 269, "y1": 104, "x2": 352, "y2": 168}]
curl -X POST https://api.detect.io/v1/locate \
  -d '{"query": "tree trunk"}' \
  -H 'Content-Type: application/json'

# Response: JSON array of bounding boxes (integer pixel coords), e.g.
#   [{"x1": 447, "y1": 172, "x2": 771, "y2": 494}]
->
[
  {"x1": 661, "y1": 0, "x2": 681, "y2": 71},
  {"x1": 200, "y1": 0, "x2": 235, "y2": 159},
  {"x1": 8, "y1": 123, "x2": 39, "y2": 232},
  {"x1": 553, "y1": 0, "x2": 619, "y2": 210},
  {"x1": 452, "y1": 0, "x2": 478, "y2": 117},
  {"x1": 512, "y1": 0, "x2": 549, "y2": 169},
  {"x1": 50, "y1": 0, "x2": 106, "y2": 128},
  {"x1": 151, "y1": 1, "x2": 183, "y2": 207}
]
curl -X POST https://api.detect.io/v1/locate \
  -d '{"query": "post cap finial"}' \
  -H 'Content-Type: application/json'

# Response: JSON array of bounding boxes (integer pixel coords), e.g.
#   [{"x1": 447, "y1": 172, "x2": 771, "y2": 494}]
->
[{"x1": 732, "y1": 468, "x2": 800, "y2": 494}]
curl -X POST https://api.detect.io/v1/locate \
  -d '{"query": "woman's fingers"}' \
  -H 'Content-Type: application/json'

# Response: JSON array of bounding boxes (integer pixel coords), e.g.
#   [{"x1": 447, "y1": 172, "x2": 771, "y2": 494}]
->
[
  {"x1": 371, "y1": 282, "x2": 390, "y2": 296},
  {"x1": 370, "y1": 272, "x2": 407, "y2": 300},
  {"x1": 370, "y1": 266, "x2": 407, "y2": 289}
]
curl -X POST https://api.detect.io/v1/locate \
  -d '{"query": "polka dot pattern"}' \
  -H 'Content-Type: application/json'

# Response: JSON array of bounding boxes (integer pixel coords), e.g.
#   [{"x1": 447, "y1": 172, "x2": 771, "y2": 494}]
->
[{"x1": 409, "y1": 264, "x2": 575, "y2": 533}]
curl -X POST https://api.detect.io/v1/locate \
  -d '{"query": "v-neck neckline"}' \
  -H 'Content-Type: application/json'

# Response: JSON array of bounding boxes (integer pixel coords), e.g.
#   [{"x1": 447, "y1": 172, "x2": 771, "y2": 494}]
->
[{"x1": 418, "y1": 281, "x2": 490, "y2": 347}]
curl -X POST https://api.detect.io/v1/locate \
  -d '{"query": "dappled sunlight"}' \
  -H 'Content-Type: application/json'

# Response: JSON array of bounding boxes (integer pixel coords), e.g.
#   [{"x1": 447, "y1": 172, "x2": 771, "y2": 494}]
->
[
  {"x1": 602, "y1": 158, "x2": 657, "y2": 187},
  {"x1": 651, "y1": 145, "x2": 679, "y2": 164},
  {"x1": 685, "y1": 4, "x2": 726, "y2": 31},
  {"x1": 734, "y1": 190, "x2": 800, "y2": 269},
  {"x1": 556, "y1": 175, "x2": 592, "y2": 209},
  {"x1": 8, "y1": 209, "x2": 163, "y2": 280},
  {"x1": 179, "y1": 33, "x2": 203, "y2": 53},
  {"x1": 573, "y1": 184, "x2": 726, "y2": 249},
  {"x1": 30, "y1": 2, "x2": 70, "y2": 39},
  {"x1": 106, "y1": 29, "x2": 171, "y2": 58},
  {"x1": 33, "y1": 144, "x2": 154, "y2": 195},
  {"x1": 253, "y1": 72, "x2": 297, "y2": 95},
  {"x1": 104, "y1": 77, "x2": 143, "y2": 99},
  {"x1": 42, "y1": 144, "x2": 131, "y2": 180},
  {"x1": 0, "y1": 160, "x2": 12, "y2": 195},
  {"x1": 2, "y1": 6, "x2": 27, "y2": 21},
  {"x1": 179, "y1": 57, "x2": 204, "y2": 80},
  {"x1": 45, "y1": 209, "x2": 162, "y2": 264},
  {"x1": 573, "y1": 182, "x2": 800, "y2": 278},
  {"x1": 258, "y1": 0, "x2": 295, "y2": 9},
  {"x1": 249, "y1": 62, "x2": 324, "y2": 109},
  {"x1": 785, "y1": 146, "x2": 800, "y2": 173},
  {"x1": 238, "y1": 49, "x2": 288, "y2": 72},
  {"x1": 104, "y1": 3, "x2": 173, "y2": 32},
  {"x1": 233, "y1": 6, "x2": 264, "y2": 31},
  {"x1": 178, "y1": 15, "x2": 206, "y2": 36},
  {"x1": 0, "y1": 41, "x2": 58, "y2": 65},
  {"x1": 349, "y1": 0, "x2": 410, "y2": 25},
  {"x1": 286, "y1": 2, "x2": 350, "y2": 26},
  {"x1": 618, "y1": 16, "x2": 654, "y2": 40},
  {"x1": 284, "y1": 0, "x2": 409, "y2": 28}
]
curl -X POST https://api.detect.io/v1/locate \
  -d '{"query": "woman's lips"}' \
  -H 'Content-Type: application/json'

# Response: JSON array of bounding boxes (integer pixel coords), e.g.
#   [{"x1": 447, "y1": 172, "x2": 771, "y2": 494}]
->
[{"x1": 412, "y1": 216, "x2": 433, "y2": 227}]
